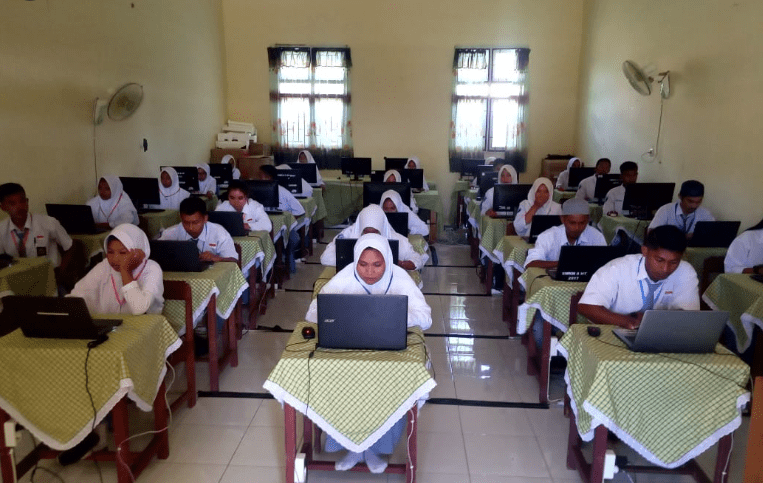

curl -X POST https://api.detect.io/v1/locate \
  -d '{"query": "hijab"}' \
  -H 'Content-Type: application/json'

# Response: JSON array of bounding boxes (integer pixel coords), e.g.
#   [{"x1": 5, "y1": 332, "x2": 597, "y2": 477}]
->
[
  {"x1": 527, "y1": 177, "x2": 554, "y2": 208},
  {"x1": 381, "y1": 189, "x2": 411, "y2": 214},
  {"x1": 104, "y1": 223, "x2": 151, "y2": 277},
  {"x1": 195, "y1": 163, "x2": 216, "y2": 193},
  {"x1": 383, "y1": 170, "x2": 402, "y2": 183},
  {"x1": 497, "y1": 165, "x2": 518, "y2": 185},
  {"x1": 566, "y1": 157, "x2": 580, "y2": 170},
  {"x1": 98, "y1": 175, "x2": 125, "y2": 212},
  {"x1": 406, "y1": 156, "x2": 421, "y2": 169},
  {"x1": 221, "y1": 155, "x2": 236, "y2": 168},
  {"x1": 349, "y1": 205, "x2": 394, "y2": 237},
  {"x1": 298, "y1": 150, "x2": 317, "y2": 164},
  {"x1": 159, "y1": 167, "x2": 182, "y2": 197},
  {"x1": 353, "y1": 233, "x2": 394, "y2": 295},
  {"x1": 485, "y1": 157, "x2": 497, "y2": 165}
]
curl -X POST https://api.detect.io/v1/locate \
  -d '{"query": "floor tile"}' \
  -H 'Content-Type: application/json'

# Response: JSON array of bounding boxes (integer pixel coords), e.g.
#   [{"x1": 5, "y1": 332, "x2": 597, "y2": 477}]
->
[
  {"x1": 137, "y1": 462, "x2": 227, "y2": 483},
  {"x1": 458, "y1": 406, "x2": 536, "y2": 436},
  {"x1": 220, "y1": 465, "x2": 285, "y2": 483},
  {"x1": 229, "y1": 424, "x2": 286, "y2": 467},
  {"x1": 164, "y1": 423, "x2": 247, "y2": 464},
  {"x1": 415, "y1": 431, "x2": 469, "y2": 475},
  {"x1": 171, "y1": 396, "x2": 260, "y2": 427},
  {"x1": 463, "y1": 433, "x2": 550, "y2": 478}
]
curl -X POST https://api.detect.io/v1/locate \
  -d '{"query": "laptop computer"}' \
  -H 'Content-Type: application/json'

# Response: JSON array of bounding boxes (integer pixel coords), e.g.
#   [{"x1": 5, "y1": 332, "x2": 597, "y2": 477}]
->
[
  {"x1": 46, "y1": 204, "x2": 108, "y2": 235},
  {"x1": 384, "y1": 158, "x2": 408, "y2": 171},
  {"x1": 161, "y1": 166, "x2": 200, "y2": 193},
  {"x1": 149, "y1": 240, "x2": 211, "y2": 272},
  {"x1": 316, "y1": 294, "x2": 408, "y2": 350},
  {"x1": 567, "y1": 167, "x2": 596, "y2": 191},
  {"x1": 399, "y1": 169, "x2": 424, "y2": 191},
  {"x1": 335, "y1": 238, "x2": 399, "y2": 272},
  {"x1": 0, "y1": 296, "x2": 122, "y2": 340},
  {"x1": 208, "y1": 211, "x2": 249, "y2": 237},
  {"x1": 362, "y1": 182, "x2": 411, "y2": 207},
  {"x1": 612, "y1": 310, "x2": 729, "y2": 353},
  {"x1": 592, "y1": 175, "x2": 622, "y2": 203},
  {"x1": 385, "y1": 212, "x2": 409, "y2": 236},
  {"x1": 526, "y1": 215, "x2": 562, "y2": 243},
  {"x1": 209, "y1": 163, "x2": 233, "y2": 190},
  {"x1": 477, "y1": 172, "x2": 499, "y2": 200},
  {"x1": 687, "y1": 221, "x2": 741, "y2": 248},
  {"x1": 546, "y1": 245, "x2": 623, "y2": 282},
  {"x1": 119, "y1": 177, "x2": 161, "y2": 213},
  {"x1": 493, "y1": 184, "x2": 533, "y2": 218}
]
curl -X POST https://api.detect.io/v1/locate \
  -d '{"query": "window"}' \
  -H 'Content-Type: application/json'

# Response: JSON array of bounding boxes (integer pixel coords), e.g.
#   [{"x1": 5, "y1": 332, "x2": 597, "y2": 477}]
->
[
  {"x1": 268, "y1": 46, "x2": 352, "y2": 167},
  {"x1": 449, "y1": 48, "x2": 530, "y2": 171}
]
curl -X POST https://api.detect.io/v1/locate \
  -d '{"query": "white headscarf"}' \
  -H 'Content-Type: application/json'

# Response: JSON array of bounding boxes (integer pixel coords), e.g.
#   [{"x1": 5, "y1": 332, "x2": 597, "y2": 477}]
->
[
  {"x1": 567, "y1": 157, "x2": 581, "y2": 170},
  {"x1": 527, "y1": 177, "x2": 554, "y2": 208},
  {"x1": 352, "y1": 233, "x2": 395, "y2": 295},
  {"x1": 195, "y1": 163, "x2": 217, "y2": 194},
  {"x1": 104, "y1": 223, "x2": 151, "y2": 276},
  {"x1": 498, "y1": 165, "x2": 518, "y2": 185},
  {"x1": 485, "y1": 156, "x2": 497, "y2": 165},
  {"x1": 221, "y1": 155, "x2": 236, "y2": 167},
  {"x1": 87, "y1": 175, "x2": 139, "y2": 226},
  {"x1": 159, "y1": 167, "x2": 182, "y2": 197},
  {"x1": 98, "y1": 175, "x2": 125, "y2": 213},
  {"x1": 380, "y1": 189, "x2": 410, "y2": 214},
  {"x1": 383, "y1": 170, "x2": 402, "y2": 183},
  {"x1": 406, "y1": 156, "x2": 421, "y2": 169},
  {"x1": 349, "y1": 205, "x2": 394, "y2": 237},
  {"x1": 298, "y1": 150, "x2": 316, "y2": 164}
]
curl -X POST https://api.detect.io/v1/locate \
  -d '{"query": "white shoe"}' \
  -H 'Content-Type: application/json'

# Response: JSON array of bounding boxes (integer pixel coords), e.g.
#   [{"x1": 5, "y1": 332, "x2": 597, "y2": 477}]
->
[
  {"x1": 491, "y1": 288, "x2": 503, "y2": 295},
  {"x1": 364, "y1": 450, "x2": 388, "y2": 473},
  {"x1": 335, "y1": 451, "x2": 364, "y2": 471}
]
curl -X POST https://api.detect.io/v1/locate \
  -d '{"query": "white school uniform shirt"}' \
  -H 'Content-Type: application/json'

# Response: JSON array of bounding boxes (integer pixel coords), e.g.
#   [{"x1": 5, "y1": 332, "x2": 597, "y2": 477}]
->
[
  {"x1": 159, "y1": 222, "x2": 238, "y2": 260},
  {"x1": 480, "y1": 165, "x2": 518, "y2": 215},
  {"x1": 648, "y1": 201, "x2": 715, "y2": 235},
  {"x1": 575, "y1": 175, "x2": 598, "y2": 201},
  {"x1": 152, "y1": 167, "x2": 191, "y2": 210},
  {"x1": 524, "y1": 224, "x2": 607, "y2": 267},
  {"x1": 724, "y1": 229, "x2": 763, "y2": 273},
  {"x1": 215, "y1": 199, "x2": 273, "y2": 233},
  {"x1": 0, "y1": 213, "x2": 73, "y2": 267},
  {"x1": 602, "y1": 185, "x2": 626, "y2": 215},
  {"x1": 277, "y1": 185, "x2": 306, "y2": 217},
  {"x1": 196, "y1": 163, "x2": 218, "y2": 195},
  {"x1": 580, "y1": 254, "x2": 699, "y2": 313},
  {"x1": 513, "y1": 178, "x2": 561, "y2": 237},
  {"x1": 86, "y1": 176, "x2": 139, "y2": 227},
  {"x1": 381, "y1": 190, "x2": 429, "y2": 237}
]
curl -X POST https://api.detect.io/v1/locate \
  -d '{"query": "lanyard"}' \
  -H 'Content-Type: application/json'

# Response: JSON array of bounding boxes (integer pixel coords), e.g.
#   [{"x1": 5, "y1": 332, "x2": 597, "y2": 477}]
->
[
  {"x1": 11, "y1": 217, "x2": 30, "y2": 253},
  {"x1": 354, "y1": 272, "x2": 394, "y2": 295},
  {"x1": 100, "y1": 193, "x2": 123, "y2": 221},
  {"x1": 110, "y1": 261, "x2": 147, "y2": 307},
  {"x1": 675, "y1": 203, "x2": 693, "y2": 233}
]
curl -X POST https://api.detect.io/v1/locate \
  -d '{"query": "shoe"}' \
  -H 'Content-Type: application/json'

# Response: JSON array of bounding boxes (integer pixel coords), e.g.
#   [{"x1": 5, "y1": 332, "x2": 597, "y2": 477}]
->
[
  {"x1": 491, "y1": 288, "x2": 503, "y2": 295},
  {"x1": 335, "y1": 451, "x2": 363, "y2": 471}
]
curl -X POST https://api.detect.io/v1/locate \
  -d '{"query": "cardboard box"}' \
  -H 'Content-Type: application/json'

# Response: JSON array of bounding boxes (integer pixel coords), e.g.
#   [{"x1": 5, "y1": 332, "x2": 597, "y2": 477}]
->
[
  {"x1": 210, "y1": 148, "x2": 249, "y2": 165},
  {"x1": 238, "y1": 156, "x2": 274, "y2": 180},
  {"x1": 248, "y1": 142, "x2": 271, "y2": 156}
]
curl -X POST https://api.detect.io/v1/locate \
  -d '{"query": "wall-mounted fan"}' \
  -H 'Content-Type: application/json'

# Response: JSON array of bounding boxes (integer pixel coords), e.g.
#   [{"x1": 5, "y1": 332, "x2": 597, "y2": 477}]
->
[
  {"x1": 622, "y1": 61, "x2": 671, "y2": 99},
  {"x1": 93, "y1": 83, "x2": 144, "y2": 125}
]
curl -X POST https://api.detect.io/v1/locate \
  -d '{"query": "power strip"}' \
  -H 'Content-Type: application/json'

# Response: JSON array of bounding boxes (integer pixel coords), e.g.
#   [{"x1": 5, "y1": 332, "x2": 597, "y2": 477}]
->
[
  {"x1": 3, "y1": 420, "x2": 16, "y2": 447},
  {"x1": 604, "y1": 449, "x2": 618, "y2": 479}
]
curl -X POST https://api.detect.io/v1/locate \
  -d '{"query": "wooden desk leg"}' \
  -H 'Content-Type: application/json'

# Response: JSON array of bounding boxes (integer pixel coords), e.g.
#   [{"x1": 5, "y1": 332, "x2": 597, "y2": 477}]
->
[
  {"x1": 229, "y1": 305, "x2": 239, "y2": 368},
  {"x1": 429, "y1": 212, "x2": 437, "y2": 243},
  {"x1": 502, "y1": 278, "x2": 511, "y2": 323},
  {"x1": 566, "y1": 397, "x2": 578, "y2": 471},
  {"x1": 112, "y1": 397, "x2": 131, "y2": 483},
  {"x1": 485, "y1": 259, "x2": 493, "y2": 295},
  {"x1": 284, "y1": 404, "x2": 297, "y2": 483},
  {"x1": 154, "y1": 381, "x2": 170, "y2": 460},
  {"x1": 406, "y1": 407, "x2": 418, "y2": 483},
  {"x1": 589, "y1": 425, "x2": 608, "y2": 483},
  {"x1": 539, "y1": 320, "x2": 551, "y2": 405},
  {"x1": 207, "y1": 295, "x2": 219, "y2": 392}
]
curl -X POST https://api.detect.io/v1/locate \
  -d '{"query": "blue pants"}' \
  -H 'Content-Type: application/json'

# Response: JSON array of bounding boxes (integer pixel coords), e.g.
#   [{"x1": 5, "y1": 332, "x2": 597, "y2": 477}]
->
[{"x1": 286, "y1": 228, "x2": 301, "y2": 274}]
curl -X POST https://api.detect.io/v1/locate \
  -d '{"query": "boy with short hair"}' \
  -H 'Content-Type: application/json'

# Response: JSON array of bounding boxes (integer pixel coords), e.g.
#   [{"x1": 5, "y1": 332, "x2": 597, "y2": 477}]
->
[
  {"x1": 575, "y1": 158, "x2": 611, "y2": 201},
  {"x1": 603, "y1": 161, "x2": 638, "y2": 216},
  {"x1": 159, "y1": 197, "x2": 237, "y2": 263},
  {"x1": 259, "y1": 165, "x2": 306, "y2": 273},
  {"x1": 648, "y1": 180, "x2": 714, "y2": 238}
]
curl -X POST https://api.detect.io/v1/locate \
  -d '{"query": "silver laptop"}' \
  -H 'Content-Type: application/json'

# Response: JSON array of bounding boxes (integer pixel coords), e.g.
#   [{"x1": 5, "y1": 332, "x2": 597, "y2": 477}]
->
[
  {"x1": 316, "y1": 294, "x2": 408, "y2": 350},
  {"x1": 612, "y1": 310, "x2": 729, "y2": 353}
]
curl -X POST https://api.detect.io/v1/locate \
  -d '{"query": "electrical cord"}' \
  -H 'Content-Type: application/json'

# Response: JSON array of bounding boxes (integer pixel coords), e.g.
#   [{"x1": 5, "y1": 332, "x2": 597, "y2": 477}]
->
[
  {"x1": 29, "y1": 433, "x2": 66, "y2": 483},
  {"x1": 83, "y1": 345, "x2": 105, "y2": 483}
]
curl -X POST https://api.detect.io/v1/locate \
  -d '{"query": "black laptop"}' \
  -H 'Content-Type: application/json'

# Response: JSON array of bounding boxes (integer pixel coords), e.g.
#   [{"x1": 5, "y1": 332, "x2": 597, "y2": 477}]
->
[
  {"x1": 687, "y1": 221, "x2": 741, "y2": 248},
  {"x1": 526, "y1": 215, "x2": 562, "y2": 244},
  {"x1": 119, "y1": 177, "x2": 161, "y2": 213},
  {"x1": 399, "y1": 169, "x2": 424, "y2": 191},
  {"x1": 208, "y1": 211, "x2": 249, "y2": 237},
  {"x1": 385, "y1": 212, "x2": 409, "y2": 236},
  {"x1": 477, "y1": 172, "x2": 499, "y2": 200},
  {"x1": 593, "y1": 175, "x2": 622, "y2": 203},
  {"x1": 149, "y1": 240, "x2": 210, "y2": 272},
  {"x1": 567, "y1": 167, "x2": 596, "y2": 190},
  {"x1": 287, "y1": 163, "x2": 318, "y2": 185},
  {"x1": 0, "y1": 296, "x2": 122, "y2": 340},
  {"x1": 546, "y1": 245, "x2": 623, "y2": 282},
  {"x1": 316, "y1": 294, "x2": 408, "y2": 350},
  {"x1": 363, "y1": 182, "x2": 411, "y2": 207},
  {"x1": 335, "y1": 238, "x2": 399, "y2": 272},
  {"x1": 493, "y1": 184, "x2": 533, "y2": 217},
  {"x1": 46, "y1": 204, "x2": 107, "y2": 235},
  {"x1": 161, "y1": 166, "x2": 200, "y2": 193},
  {"x1": 209, "y1": 163, "x2": 233, "y2": 190}
]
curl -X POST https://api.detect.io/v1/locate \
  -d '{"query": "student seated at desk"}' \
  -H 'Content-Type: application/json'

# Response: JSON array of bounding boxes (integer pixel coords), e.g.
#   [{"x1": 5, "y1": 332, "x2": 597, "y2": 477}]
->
[
  {"x1": 648, "y1": 180, "x2": 714, "y2": 239},
  {"x1": 525, "y1": 198, "x2": 606, "y2": 269},
  {"x1": 320, "y1": 205, "x2": 425, "y2": 271},
  {"x1": 306, "y1": 233, "x2": 432, "y2": 473},
  {"x1": 481, "y1": 165, "x2": 518, "y2": 218},
  {"x1": 381, "y1": 189, "x2": 429, "y2": 237},
  {"x1": 555, "y1": 157, "x2": 581, "y2": 191},
  {"x1": 297, "y1": 149, "x2": 325, "y2": 188},
  {"x1": 195, "y1": 163, "x2": 218, "y2": 198},
  {"x1": 276, "y1": 163, "x2": 313, "y2": 197},
  {"x1": 470, "y1": 157, "x2": 502, "y2": 188},
  {"x1": 215, "y1": 180, "x2": 273, "y2": 233},
  {"x1": 71, "y1": 224, "x2": 164, "y2": 315},
  {"x1": 87, "y1": 176, "x2": 139, "y2": 229},
  {"x1": 513, "y1": 177, "x2": 562, "y2": 237},
  {"x1": 575, "y1": 157, "x2": 611, "y2": 201},
  {"x1": 577, "y1": 225, "x2": 699, "y2": 329},
  {"x1": 258, "y1": 164, "x2": 306, "y2": 272},
  {"x1": 724, "y1": 217, "x2": 763, "y2": 274},
  {"x1": 405, "y1": 156, "x2": 430, "y2": 192},
  {"x1": 159, "y1": 197, "x2": 238, "y2": 263},
  {"x1": 220, "y1": 155, "x2": 241, "y2": 180},
  {"x1": 151, "y1": 166, "x2": 190, "y2": 210},
  {"x1": 603, "y1": 161, "x2": 638, "y2": 217},
  {"x1": 383, "y1": 169, "x2": 419, "y2": 214}
]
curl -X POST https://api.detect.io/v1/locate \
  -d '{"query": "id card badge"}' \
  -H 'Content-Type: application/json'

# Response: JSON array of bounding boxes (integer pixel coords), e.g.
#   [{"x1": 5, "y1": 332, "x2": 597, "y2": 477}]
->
[{"x1": 37, "y1": 246, "x2": 47, "y2": 257}]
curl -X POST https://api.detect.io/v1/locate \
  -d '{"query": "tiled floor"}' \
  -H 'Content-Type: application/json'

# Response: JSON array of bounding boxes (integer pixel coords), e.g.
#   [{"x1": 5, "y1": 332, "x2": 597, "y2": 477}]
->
[{"x1": 8, "y1": 233, "x2": 751, "y2": 482}]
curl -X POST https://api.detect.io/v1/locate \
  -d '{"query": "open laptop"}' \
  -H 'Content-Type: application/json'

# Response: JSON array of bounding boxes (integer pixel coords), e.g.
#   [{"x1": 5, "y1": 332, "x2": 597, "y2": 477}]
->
[
  {"x1": 399, "y1": 169, "x2": 424, "y2": 191},
  {"x1": 362, "y1": 182, "x2": 411, "y2": 207},
  {"x1": 493, "y1": 184, "x2": 533, "y2": 218},
  {"x1": 526, "y1": 215, "x2": 562, "y2": 244},
  {"x1": 546, "y1": 245, "x2": 622, "y2": 282},
  {"x1": 567, "y1": 167, "x2": 596, "y2": 191},
  {"x1": 149, "y1": 240, "x2": 211, "y2": 272},
  {"x1": 162, "y1": 166, "x2": 200, "y2": 193},
  {"x1": 477, "y1": 172, "x2": 499, "y2": 200},
  {"x1": 0, "y1": 296, "x2": 122, "y2": 340},
  {"x1": 385, "y1": 212, "x2": 409, "y2": 236},
  {"x1": 592, "y1": 175, "x2": 622, "y2": 203},
  {"x1": 384, "y1": 158, "x2": 408, "y2": 171},
  {"x1": 612, "y1": 310, "x2": 729, "y2": 353},
  {"x1": 688, "y1": 221, "x2": 741, "y2": 248},
  {"x1": 316, "y1": 294, "x2": 408, "y2": 350},
  {"x1": 335, "y1": 238, "x2": 399, "y2": 272},
  {"x1": 208, "y1": 211, "x2": 248, "y2": 237},
  {"x1": 209, "y1": 163, "x2": 233, "y2": 191},
  {"x1": 46, "y1": 204, "x2": 107, "y2": 235}
]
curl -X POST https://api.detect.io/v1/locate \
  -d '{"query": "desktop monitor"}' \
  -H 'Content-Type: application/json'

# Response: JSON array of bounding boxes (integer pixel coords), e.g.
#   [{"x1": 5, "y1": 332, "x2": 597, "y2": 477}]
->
[
  {"x1": 287, "y1": 163, "x2": 318, "y2": 185},
  {"x1": 622, "y1": 183, "x2": 676, "y2": 219},
  {"x1": 384, "y1": 158, "x2": 408, "y2": 171},
  {"x1": 363, "y1": 182, "x2": 411, "y2": 207},
  {"x1": 478, "y1": 172, "x2": 499, "y2": 199},
  {"x1": 209, "y1": 164, "x2": 233, "y2": 189},
  {"x1": 493, "y1": 184, "x2": 533, "y2": 213},
  {"x1": 369, "y1": 170, "x2": 386, "y2": 183},
  {"x1": 459, "y1": 159, "x2": 486, "y2": 178},
  {"x1": 568, "y1": 167, "x2": 596, "y2": 189},
  {"x1": 162, "y1": 166, "x2": 199, "y2": 192},
  {"x1": 275, "y1": 171, "x2": 303, "y2": 195},
  {"x1": 340, "y1": 157, "x2": 372, "y2": 180},
  {"x1": 243, "y1": 180, "x2": 279, "y2": 210},
  {"x1": 398, "y1": 169, "x2": 424, "y2": 191},
  {"x1": 593, "y1": 174, "x2": 623, "y2": 201},
  {"x1": 119, "y1": 177, "x2": 160, "y2": 208}
]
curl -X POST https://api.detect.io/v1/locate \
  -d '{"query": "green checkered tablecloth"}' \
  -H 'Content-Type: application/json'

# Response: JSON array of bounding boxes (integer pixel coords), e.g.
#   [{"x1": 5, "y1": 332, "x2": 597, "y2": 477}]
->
[
  {"x1": 204, "y1": 194, "x2": 219, "y2": 212},
  {"x1": 233, "y1": 230, "x2": 276, "y2": 277},
  {"x1": 466, "y1": 196, "x2": 481, "y2": 228},
  {"x1": 323, "y1": 179, "x2": 365, "y2": 226},
  {"x1": 600, "y1": 215, "x2": 649, "y2": 244},
  {"x1": 162, "y1": 262, "x2": 248, "y2": 333},
  {"x1": 139, "y1": 209, "x2": 180, "y2": 240},
  {"x1": 559, "y1": 324, "x2": 750, "y2": 469},
  {"x1": 493, "y1": 236, "x2": 533, "y2": 285},
  {"x1": 450, "y1": 180, "x2": 471, "y2": 225},
  {"x1": 478, "y1": 215, "x2": 508, "y2": 262},
  {"x1": 298, "y1": 197, "x2": 318, "y2": 221},
  {"x1": 703, "y1": 273, "x2": 763, "y2": 352},
  {"x1": 0, "y1": 257, "x2": 56, "y2": 296},
  {"x1": 312, "y1": 187, "x2": 327, "y2": 221},
  {"x1": 553, "y1": 189, "x2": 576, "y2": 203},
  {"x1": 682, "y1": 247, "x2": 727, "y2": 277},
  {"x1": 263, "y1": 321, "x2": 435, "y2": 452},
  {"x1": 312, "y1": 266, "x2": 423, "y2": 299},
  {"x1": 0, "y1": 314, "x2": 180, "y2": 450},
  {"x1": 588, "y1": 203, "x2": 603, "y2": 225},
  {"x1": 413, "y1": 190, "x2": 444, "y2": 237},
  {"x1": 268, "y1": 211, "x2": 298, "y2": 244},
  {"x1": 71, "y1": 232, "x2": 109, "y2": 260},
  {"x1": 517, "y1": 267, "x2": 588, "y2": 334},
  {"x1": 408, "y1": 234, "x2": 428, "y2": 256}
]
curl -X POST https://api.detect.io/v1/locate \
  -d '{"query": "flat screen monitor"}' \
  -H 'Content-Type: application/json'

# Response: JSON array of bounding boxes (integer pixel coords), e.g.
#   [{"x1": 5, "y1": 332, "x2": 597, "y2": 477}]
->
[
  {"x1": 385, "y1": 212, "x2": 409, "y2": 236},
  {"x1": 276, "y1": 171, "x2": 302, "y2": 195},
  {"x1": 593, "y1": 174, "x2": 623, "y2": 201},
  {"x1": 568, "y1": 167, "x2": 596, "y2": 189},
  {"x1": 162, "y1": 166, "x2": 199, "y2": 192},
  {"x1": 369, "y1": 170, "x2": 386, "y2": 183},
  {"x1": 340, "y1": 157, "x2": 372, "y2": 180},
  {"x1": 493, "y1": 184, "x2": 533, "y2": 213},
  {"x1": 287, "y1": 163, "x2": 318, "y2": 185},
  {"x1": 119, "y1": 177, "x2": 160, "y2": 207},
  {"x1": 243, "y1": 180, "x2": 279, "y2": 210},
  {"x1": 475, "y1": 165, "x2": 495, "y2": 184},
  {"x1": 622, "y1": 183, "x2": 676, "y2": 219},
  {"x1": 399, "y1": 169, "x2": 424, "y2": 191},
  {"x1": 384, "y1": 158, "x2": 408, "y2": 171},
  {"x1": 209, "y1": 164, "x2": 233, "y2": 189},
  {"x1": 460, "y1": 159, "x2": 486, "y2": 178},
  {"x1": 478, "y1": 172, "x2": 498, "y2": 199},
  {"x1": 363, "y1": 182, "x2": 411, "y2": 207}
]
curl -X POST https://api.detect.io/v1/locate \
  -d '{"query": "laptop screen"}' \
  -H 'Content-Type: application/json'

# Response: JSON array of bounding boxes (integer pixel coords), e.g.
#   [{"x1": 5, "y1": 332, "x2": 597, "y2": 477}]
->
[
  {"x1": 209, "y1": 164, "x2": 233, "y2": 188},
  {"x1": 120, "y1": 177, "x2": 161, "y2": 207},
  {"x1": 244, "y1": 180, "x2": 279, "y2": 210},
  {"x1": 385, "y1": 212, "x2": 409, "y2": 236},
  {"x1": 316, "y1": 294, "x2": 408, "y2": 350},
  {"x1": 384, "y1": 158, "x2": 408, "y2": 171},
  {"x1": 335, "y1": 238, "x2": 400, "y2": 272},
  {"x1": 162, "y1": 166, "x2": 200, "y2": 193},
  {"x1": 363, "y1": 182, "x2": 411, "y2": 207},
  {"x1": 275, "y1": 171, "x2": 302, "y2": 195},
  {"x1": 286, "y1": 163, "x2": 318, "y2": 184},
  {"x1": 493, "y1": 184, "x2": 533, "y2": 213}
]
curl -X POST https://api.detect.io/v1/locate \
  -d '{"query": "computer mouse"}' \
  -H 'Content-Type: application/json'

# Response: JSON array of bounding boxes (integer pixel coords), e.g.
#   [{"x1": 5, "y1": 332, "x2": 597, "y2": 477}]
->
[
  {"x1": 587, "y1": 326, "x2": 601, "y2": 337},
  {"x1": 301, "y1": 326, "x2": 316, "y2": 340}
]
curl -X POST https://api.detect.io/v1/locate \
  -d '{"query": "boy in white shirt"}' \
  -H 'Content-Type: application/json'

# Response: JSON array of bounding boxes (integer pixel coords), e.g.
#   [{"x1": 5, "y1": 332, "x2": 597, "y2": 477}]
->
[
  {"x1": 578, "y1": 225, "x2": 699, "y2": 330},
  {"x1": 215, "y1": 180, "x2": 272, "y2": 233},
  {"x1": 159, "y1": 197, "x2": 238, "y2": 263},
  {"x1": 259, "y1": 165, "x2": 306, "y2": 273},
  {"x1": 603, "y1": 161, "x2": 638, "y2": 217},
  {"x1": 648, "y1": 180, "x2": 714, "y2": 238},
  {"x1": 575, "y1": 158, "x2": 611, "y2": 201},
  {"x1": 724, "y1": 218, "x2": 763, "y2": 274}
]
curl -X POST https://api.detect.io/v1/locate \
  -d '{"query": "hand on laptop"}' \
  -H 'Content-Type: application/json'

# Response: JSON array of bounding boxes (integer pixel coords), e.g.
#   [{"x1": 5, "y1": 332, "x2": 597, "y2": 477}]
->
[
  {"x1": 199, "y1": 251, "x2": 220, "y2": 262},
  {"x1": 607, "y1": 211, "x2": 619, "y2": 217},
  {"x1": 397, "y1": 260, "x2": 416, "y2": 271}
]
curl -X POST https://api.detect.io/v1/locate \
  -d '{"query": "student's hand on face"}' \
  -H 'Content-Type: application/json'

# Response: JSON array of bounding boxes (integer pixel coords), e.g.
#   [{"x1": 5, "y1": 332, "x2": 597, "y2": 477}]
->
[
  {"x1": 486, "y1": 209, "x2": 498, "y2": 218},
  {"x1": 206, "y1": 191, "x2": 215, "y2": 199},
  {"x1": 199, "y1": 251, "x2": 216, "y2": 262},
  {"x1": 607, "y1": 211, "x2": 619, "y2": 217},
  {"x1": 243, "y1": 222, "x2": 251, "y2": 231},
  {"x1": 124, "y1": 249, "x2": 145, "y2": 272},
  {"x1": 397, "y1": 260, "x2": 416, "y2": 271}
]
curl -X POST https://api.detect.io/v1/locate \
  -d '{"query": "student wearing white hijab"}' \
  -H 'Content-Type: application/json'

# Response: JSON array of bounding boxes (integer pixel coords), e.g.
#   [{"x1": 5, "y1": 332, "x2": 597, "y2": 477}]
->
[
  {"x1": 276, "y1": 163, "x2": 314, "y2": 198},
  {"x1": 70, "y1": 224, "x2": 164, "y2": 315},
  {"x1": 381, "y1": 190, "x2": 429, "y2": 237},
  {"x1": 404, "y1": 156, "x2": 430, "y2": 191},
  {"x1": 215, "y1": 180, "x2": 272, "y2": 233},
  {"x1": 724, "y1": 218, "x2": 763, "y2": 274},
  {"x1": 306, "y1": 233, "x2": 432, "y2": 473},
  {"x1": 555, "y1": 157, "x2": 581, "y2": 190},
  {"x1": 220, "y1": 155, "x2": 241, "y2": 180},
  {"x1": 86, "y1": 176, "x2": 139, "y2": 228},
  {"x1": 383, "y1": 169, "x2": 419, "y2": 213},
  {"x1": 320, "y1": 205, "x2": 426, "y2": 269},
  {"x1": 513, "y1": 177, "x2": 562, "y2": 237},
  {"x1": 152, "y1": 167, "x2": 191, "y2": 210},
  {"x1": 297, "y1": 150, "x2": 324, "y2": 186},
  {"x1": 481, "y1": 165, "x2": 518, "y2": 217},
  {"x1": 195, "y1": 163, "x2": 218, "y2": 197}
]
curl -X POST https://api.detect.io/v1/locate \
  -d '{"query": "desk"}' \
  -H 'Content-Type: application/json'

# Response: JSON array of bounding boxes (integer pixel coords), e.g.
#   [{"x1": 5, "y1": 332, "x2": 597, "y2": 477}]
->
[
  {"x1": 312, "y1": 266, "x2": 423, "y2": 299},
  {"x1": 588, "y1": 203, "x2": 603, "y2": 226},
  {"x1": 703, "y1": 273, "x2": 763, "y2": 353},
  {"x1": 683, "y1": 247, "x2": 728, "y2": 277},
  {"x1": 493, "y1": 236, "x2": 533, "y2": 330},
  {"x1": 599, "y1": 215, "x2": 649, "y2": 244},
  {"x1": 0, "y1": 314, "x2": 179, "y2": 482},
  {"x1": 0, "y1": 257, "x2": 56, "y2": 297},
  {"x1": 553, "y1": 189, "x2": 576, "y2": 203},
  {"x1": 413, "y1": 190, "x2": 444, "y2": 239},
  {"x1": 268, "y1": 211, "x2": 298, "y2": 244},
  {"x1": 298, "y1": 197, "x2": 318, "y2": 222},
  {"x1": 322, "y1": 179, "x2": 364, "y2": 226},
  {"x1": 478, "y1": 215, "x2": 508, "y2": 262},
  {"x1": 560, "y1": 324, "x2": 749, "y2": 482},
  {"x1": 451, "y1": 180, "x2": 471, "y2": 226},
  {"x1": 71, "y1": 232, "x2": 109, "y2": 262},
  {"x1": 233, "y1": 231, "x2": 277, "y2": 279},
  {"x1": 204, "y1": 194, "x2": 219, "y2": 212},
  {"x1": 312, "y1": 187, "x2": 327, "y2": 222},
  {"x1": 264, "y1": 322, "x2": 435, "y2": 483},
  {"x1": 138, "y1": 209, "x2": 180, "y2": 240}
]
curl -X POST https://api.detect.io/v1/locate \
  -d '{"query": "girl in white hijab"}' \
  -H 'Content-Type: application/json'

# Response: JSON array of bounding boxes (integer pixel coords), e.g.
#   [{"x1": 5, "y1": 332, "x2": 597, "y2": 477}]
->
[
  {"x1": 297, "y1": 150, "x2": 324, "y2": 186},
  {"x1": 481, "y1": 165, "x2": 518, "y2": 216},
  {"x1": 513, "y1": 177, "x2": 562, "y2": 237},
  {"x1": 154, "y1": 167, "x2": 190, "y2": 210},
  {"x1": 71, "y1": 224, "x2": 164, "y2": 315},
  {"x1": 195, "y1": 163, "x2": 217, "y2": 197},
  {"x1": 383, "y1": 169, "x2": 419, "y2": 213},
  {"x1": 404, "y1": 156, "x2": 430, "y2": 192},
  {"x1": 86, "y1": 176, "x2": 139, "y2": 228},
  {"x1": 220, "y1": 155, "x2": 241, "y2": 180},
  {"x1": 276, "y1": 164, "x2": 314, "y2": 198},
  {"x1": 381, "y1": 189, "x2": 429, "y2": 237},
  {"x1": 320, "y1": 204, "x2": 426, "y2": 269},
  {"x1": 306, "y1": 233, "x2": 431, "y2": 472},
  {"x1": 555, "y1": 157, "x2": 581, "y2": 190}
]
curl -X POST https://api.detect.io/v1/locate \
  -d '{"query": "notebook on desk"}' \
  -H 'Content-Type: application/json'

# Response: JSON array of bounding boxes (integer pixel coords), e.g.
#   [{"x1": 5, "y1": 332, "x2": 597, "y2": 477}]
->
[
  {"x1": 149, "y1": 240, "x2": 211, "y2": 272},
  {"x1": 612, "y1": 310, "x2": 728, "y2": 353},
  {"x1": 687, "y1": 221, "x2": 741, "y2": 248},
  {"x1": 545, "y1": 245, "x2": 622, "y2": 282},
  {"x1": 316, "y1": 293, "x2": 408, "y2": 350},
  {"x1": 46, "y1": 204, "x2": 108, "y2": 235},
  {"x1": 335, "y1": 238, "x2": 399, "y2": 272},
  {"x1": 208, "y1": 211, "x2": 249, "y2": 237}
]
